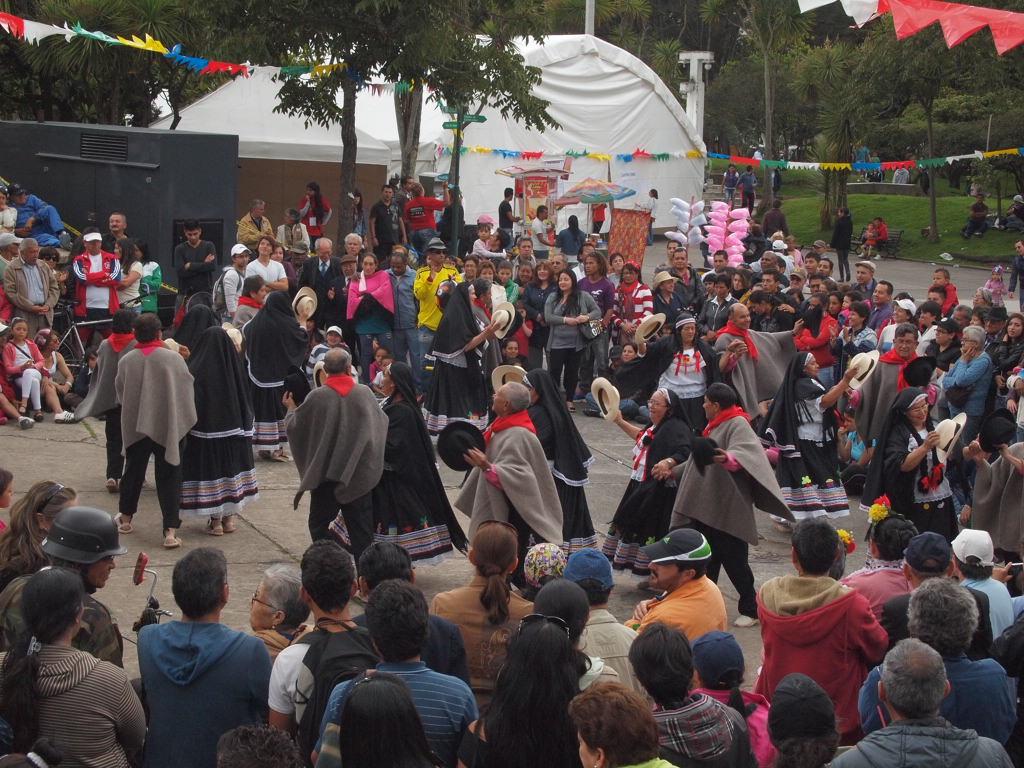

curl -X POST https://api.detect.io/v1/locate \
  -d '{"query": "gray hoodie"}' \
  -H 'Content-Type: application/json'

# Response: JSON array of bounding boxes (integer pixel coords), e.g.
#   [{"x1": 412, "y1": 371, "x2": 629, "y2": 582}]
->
[{"x1": 832, "y1": 717, "x2": 1012, "y2": 768}]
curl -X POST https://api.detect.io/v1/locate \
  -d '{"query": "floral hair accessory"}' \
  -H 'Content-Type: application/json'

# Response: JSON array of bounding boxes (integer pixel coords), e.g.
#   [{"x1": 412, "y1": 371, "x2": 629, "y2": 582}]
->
[
  {"x1": 868, "y1": 494, "x2": 892, "y2": 523},
  {"x1": 837, "y1": 529, "x2": 856, "y2": 554},
  {"x1": 993, "y1": 265, "x2": 1003, "y2": 274}
]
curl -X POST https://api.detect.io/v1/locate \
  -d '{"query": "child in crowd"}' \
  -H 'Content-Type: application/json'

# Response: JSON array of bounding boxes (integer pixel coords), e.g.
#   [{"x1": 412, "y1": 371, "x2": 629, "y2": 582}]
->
[
  {"x1": 986, "y1": 266, "x2": 1007, "y2": 307},
  {"x1": 501, "y1": 338, "x2": 527, "y2": 368},
  {"x1": 472, "y1": 216, "x2": 503, "y2": 260},
  {"x1": 497, "y1": 260, "x2": 519, "y2": 303},
  {"x1": 370, "y1": 347, "x2": 394, "y2": 397},
  {"x1": 837, "y1": 410, "x2": 868, "y2": 495},
  {"x1": 860, "y1": 220, "x2": 879, "y2": 260}
]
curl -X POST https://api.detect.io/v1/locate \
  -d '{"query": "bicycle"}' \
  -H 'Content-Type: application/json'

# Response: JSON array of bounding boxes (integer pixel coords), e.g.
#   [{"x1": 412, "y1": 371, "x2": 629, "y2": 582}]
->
[{"x1": 52, "y1": 296, "x2": 142, "y2": 373}]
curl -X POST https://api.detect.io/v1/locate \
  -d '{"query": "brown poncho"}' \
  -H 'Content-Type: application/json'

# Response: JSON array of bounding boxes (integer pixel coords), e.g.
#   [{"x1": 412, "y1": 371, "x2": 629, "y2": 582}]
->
[
  {"x1": 972, "y1": 443, "x2": 1024, "y2": 553},
  {"x1": 714, "y1": 329, "x2": 796, "y2": 415},
  {"x1": 854, "y1": 360, "x2": 902, "y2": 445},
  {"x1": 74, "y1": 336, "x2": 136, "y2": 419}
]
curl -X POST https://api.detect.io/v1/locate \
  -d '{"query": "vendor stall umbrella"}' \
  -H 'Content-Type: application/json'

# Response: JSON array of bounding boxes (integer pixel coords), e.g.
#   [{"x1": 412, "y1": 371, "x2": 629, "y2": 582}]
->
[{"x1": 555, "y1": 177, "x2": 637, "y2": 236}]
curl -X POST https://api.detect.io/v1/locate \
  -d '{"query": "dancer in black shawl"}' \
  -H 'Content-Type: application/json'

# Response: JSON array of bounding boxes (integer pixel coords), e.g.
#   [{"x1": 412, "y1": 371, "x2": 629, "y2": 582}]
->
[
  {"x1": 181, "y1": 326, "x2": 259, "y2": 534},
  {"x1": 423, "y1": 281, "x2": 498, "y2": 433},
  {"x1": 172, "y1": 304, "x2": 219, "y2": 351},
  {"x1": 373, "y1": 362, "x2": 467, "y2": 561},
  {"x1": 760, "y1": 352, "x2": 856, "y2": 524},
  {"x1": 243, "y1": 290, "x2": 308, "y2": 460},
  {"x1": 601, "y1": 388, "x2": 694, "y2": 577},
  {"x1": 861, "y1": 387, "x2": 957, "y2": 540},
  {"x1": 524, "y1": 368, "x2": 598, "y2": 553},
  {"x1": 615, "y1": 313, "x2": 720, "y2": 431}
]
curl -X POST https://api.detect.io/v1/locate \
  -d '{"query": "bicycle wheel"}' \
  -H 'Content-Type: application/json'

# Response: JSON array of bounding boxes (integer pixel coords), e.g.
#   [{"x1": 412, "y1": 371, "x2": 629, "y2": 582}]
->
[{"x1": 58, "y1": 327, "x2": 85, "y2": 374}]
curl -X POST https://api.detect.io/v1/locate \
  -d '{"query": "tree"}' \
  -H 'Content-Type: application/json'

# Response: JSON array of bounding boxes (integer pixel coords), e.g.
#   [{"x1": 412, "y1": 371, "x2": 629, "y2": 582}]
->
[{"x1": 700, "y1": 0, "x2": 810, "y2": 212}]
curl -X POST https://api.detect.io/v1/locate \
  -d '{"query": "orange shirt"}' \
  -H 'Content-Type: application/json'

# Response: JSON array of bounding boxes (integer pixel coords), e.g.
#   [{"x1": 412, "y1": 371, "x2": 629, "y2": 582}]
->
[{"x1": 629, "y1": 576, "x2": 728, "y2": 639}]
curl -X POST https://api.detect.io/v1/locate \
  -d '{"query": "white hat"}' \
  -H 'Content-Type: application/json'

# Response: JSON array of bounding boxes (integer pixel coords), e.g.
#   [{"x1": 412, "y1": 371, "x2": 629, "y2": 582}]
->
[
  {"x1": 935, "y1": 412, "x2": 968, "y2": 464},
  {"x1": 0, "y1": 233, "x2": 22, "y2": 248},
  {"x1": 1014, "y1": 195, "x2": 1023, "y2": 204},
  {"x1": 230, "y1": 243, "x2": 251, "y2": 257},
  {"x1": 491, "y1": 364, "x2": 527, "y2": 393},
  {"x1": 591, "y1": 377, "x2": 621, "y2": 422},
  {"x1": 771, "y1": 239, "x2": 786, "y2": 251},
  {"x1": 952, "y1": 528, "x2": 994, "y2": 567},
  {"x1": 326, "y1": 325, "x2": 344, "y2": 337},
  {"x1": 491, "y1": 302, "x2": 516, "y2": 339},
  {"x1": 82, "y1": 232, "x2": 102, "y2": 243},
  {"x1": 895, "y1": 298, "x2": 917, "y2": 315},
  {"x1": 847, "y1": 350, "x2": 880, "y2": 391},
  {"x1": 292, "y1": 287, "x2": 318, "y2": 318},
  {"x1": 635, "y1": 313, "x2": 666, "y2": 343}
]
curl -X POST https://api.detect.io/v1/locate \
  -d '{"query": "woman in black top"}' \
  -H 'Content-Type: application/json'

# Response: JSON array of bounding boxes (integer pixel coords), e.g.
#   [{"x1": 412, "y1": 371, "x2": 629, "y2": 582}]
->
[{"x1": 830, "y1": 207, "x2": 854, "y2": 282}]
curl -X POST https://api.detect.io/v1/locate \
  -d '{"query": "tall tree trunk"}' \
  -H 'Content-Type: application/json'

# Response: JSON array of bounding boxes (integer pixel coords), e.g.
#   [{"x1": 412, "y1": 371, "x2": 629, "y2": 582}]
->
[
  {"x1": 338, "y1": 77, "x2": 358, "y2": 245},
  {"x1": 761, "y1": 50, "x2": 774, "y2": 214},
  {"x1": 394, "y1": 88, "x2": 423, "y2": 181},
  {"x1": 926, "y1": 106, "x2": 938, "y2": 243}
]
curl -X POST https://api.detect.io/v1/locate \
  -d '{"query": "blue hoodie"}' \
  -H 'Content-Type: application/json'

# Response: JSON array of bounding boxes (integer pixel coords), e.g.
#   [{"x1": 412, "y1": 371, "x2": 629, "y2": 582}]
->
[{"x1": 138, "y1": 621, "x2": 271, "y2": 768}]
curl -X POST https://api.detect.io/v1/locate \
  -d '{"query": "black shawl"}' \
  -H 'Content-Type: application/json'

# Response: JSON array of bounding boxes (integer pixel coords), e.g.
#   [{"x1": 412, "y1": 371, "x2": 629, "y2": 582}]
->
[
  {"x1": 188, "y1": 326, "x2": 253, "y2": 437},
  {"x1": 644, "y1": 390, "x2": 695, "y2": 474},
  {"x1": 525, "y1": 368, "x2": 593, "y2": 485},
  {"x1": 432, "y1": 282, "x2": 479, "y2": 357},
  {"x1": 382, "y1": 362, "x2": 467, "y2": 551},
  {"x1": 803, "y1": 303, "x2": 824, "y2": 337},
  {"x1": 243, "y1": 290, "x2": 308, "y2": 384},
  {"x1": 173, "y1": 305, "x2": 219, "y2": 349},
  {"x1": 761, "y1": 352, "x2": 835, "y2": 452},
  {"x1": 614, "y1": 332, "x2": 720, "y2": 404},
  {"x1": 860, "y1": 387, "x2": 938, "y2": 515}
]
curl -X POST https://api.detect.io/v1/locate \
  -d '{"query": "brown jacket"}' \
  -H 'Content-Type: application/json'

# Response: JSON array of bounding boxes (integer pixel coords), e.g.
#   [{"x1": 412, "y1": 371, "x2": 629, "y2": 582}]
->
[{"x1": 3, "y1": 256, "x2": 59, "y2": 324}]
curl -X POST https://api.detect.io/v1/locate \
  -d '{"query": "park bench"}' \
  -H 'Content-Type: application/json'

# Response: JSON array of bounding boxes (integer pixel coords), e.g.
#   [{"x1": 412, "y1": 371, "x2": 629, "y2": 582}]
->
[{"x1": 851, "y1": 226, "x2": 904, "y2": 259}]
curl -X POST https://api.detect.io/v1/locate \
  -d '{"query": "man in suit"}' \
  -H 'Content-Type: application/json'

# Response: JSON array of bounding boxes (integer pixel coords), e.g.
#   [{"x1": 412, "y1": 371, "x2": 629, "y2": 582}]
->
[
  {"x1": 299, "y1": 235, "x2": 359, "y2": 358},
  {"x1": 881, "y1": 532, "x2": 992, "y2": 660}
]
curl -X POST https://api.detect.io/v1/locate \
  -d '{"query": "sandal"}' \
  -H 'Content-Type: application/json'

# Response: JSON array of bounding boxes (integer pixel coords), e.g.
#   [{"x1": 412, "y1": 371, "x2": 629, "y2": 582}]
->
[
  {"x1": 258, "y1": 450, "x2": 274, "y2": 461},
  {"x1": 566, "y1": 402, "x2": 576, "y2": 413},
  {"x1": 221, "y1": 517, "x2": 236, "y2": 534},
  {"x1": 105, "y1": 478, "x2": 119, "y2": 494},
  {"x1": 33, "y1": 410, "x2": 44, "y2": 422},
  {"x1": 270, "y1": 450, "x2": 291, "y2": 462},
  {"x1": 162, "y1": 534, "x2": 182, "y2": 549},
  {"x1": 17, "y1": 403, "x2": 26, "y2": 415},
  {"x1": 206, "y1": 519, "x2": 224, "y2": 536},
  {"x1": 114, "y1": 513, "x2": 133, "y2": 534}
]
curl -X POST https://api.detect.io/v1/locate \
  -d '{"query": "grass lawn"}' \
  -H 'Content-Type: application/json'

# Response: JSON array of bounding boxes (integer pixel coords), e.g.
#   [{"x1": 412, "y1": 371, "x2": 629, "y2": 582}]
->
[{"x1": 779, "y1": 194, "x2": 1021, "y2": 265}]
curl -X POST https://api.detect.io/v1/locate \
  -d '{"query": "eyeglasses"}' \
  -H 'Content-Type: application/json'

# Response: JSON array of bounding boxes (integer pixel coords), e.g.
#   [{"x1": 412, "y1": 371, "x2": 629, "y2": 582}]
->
[
  {"x1": 518, "y1": 613, "x2": 570, "y2": 636},
  {"x1": 250, "y1": 590, "x2": 278, "y2": 611}
]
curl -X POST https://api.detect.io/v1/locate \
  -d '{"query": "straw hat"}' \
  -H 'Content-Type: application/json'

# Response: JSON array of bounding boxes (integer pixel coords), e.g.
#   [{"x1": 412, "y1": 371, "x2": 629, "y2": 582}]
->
[
  {"x1": 163, "y1": 339, "x2": 181, "y2": 354},
  {"x1": 935, "y1": 412, "x2": 968, "y2": 463},
  {"x1": 491, "y1": 364, "x2": 527, "y2": 393},
  {"x1": 221, "y1": 323, "x2": 243, "y2": 350},
  {"x1": 491, "y1": 301, "x2": 516, "y2": 339},
  {"x1": 292, "y1": 286, "x2": 318, "y2": 319},
  {"x1": 651, "y1": 271, "x2": 676, "y2": 290},
  {"x1": 490, "y1": 283, "x2": 507, "y2": 310},
  {"x1": 591, "y1": 377, "x2": 621, "y2": 422},
  {"x1": 635, "y1": 313, "x2": 666, "y2": 343},
  {"x1": 846, "y1": 350, "x2": 880, "y2": 391},
  {"x1": 311, "y1": 360, "x2": 329, "y2": 388}
]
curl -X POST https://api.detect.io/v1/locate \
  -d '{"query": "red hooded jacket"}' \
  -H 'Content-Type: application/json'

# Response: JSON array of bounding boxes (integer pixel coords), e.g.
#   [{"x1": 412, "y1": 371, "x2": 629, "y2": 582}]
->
[{"x1": 72, "y1": 250, "x2": 122, "y2": 317}]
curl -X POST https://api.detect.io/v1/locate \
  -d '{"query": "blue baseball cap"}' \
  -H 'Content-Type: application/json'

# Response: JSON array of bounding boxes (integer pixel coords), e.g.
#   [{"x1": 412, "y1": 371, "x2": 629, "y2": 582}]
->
[
  {"x1": 692, "y1": 631, "x2": 745, "y2": 687},
  {"x1": 563, "y1": 548, "x2": 614, "y2": 591}
]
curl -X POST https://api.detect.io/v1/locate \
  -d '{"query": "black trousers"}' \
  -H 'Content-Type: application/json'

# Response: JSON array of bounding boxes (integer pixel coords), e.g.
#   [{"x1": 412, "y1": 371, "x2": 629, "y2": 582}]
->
[
  {"x1": 105, "y1": 407, "x2": 124, "y2": 480},
  {"x1": 688, "y1": 520, "x2": 757, "y2": 618},
  {"x1": 119, "y1": 437, "x2": 183, "y2": 532},
  {"x1": 548, "y1": 347, "x2": 582, "y2": 402},
  {"x1": 308, "y1": 482, "x2": 374, "y2": 561}
]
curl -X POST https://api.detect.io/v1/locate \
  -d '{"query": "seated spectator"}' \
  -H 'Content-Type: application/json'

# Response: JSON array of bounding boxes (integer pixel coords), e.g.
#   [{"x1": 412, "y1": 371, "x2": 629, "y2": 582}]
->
[
  {"x1": 456, "y1": 616, "x2": 581, "y2": 768},
  {"x1": 756, "y1": 519, "x2": 888, "y2": 745},
  {"x1": 628, "y1": 622, "x2": 756, "y2": 766},
  {"x1": 139, "y1": 547, "x2": 272, "y2": 768},
  {"x1": 268, "y1": 541, "x2": 376, "y2": 760},
  {"x1": 691, "y1": 631, "x2": 776, "y2": 767},
  {"x1": 0, "y1": 568, "x2": 145, "y2": 765},
  {"x1": 519, "y1": 542, "x2": 566, "y2": 601},
  {"x1": 962, "y1": 194, "x2": 990, "y2": 239},
  {"x1": 833, "y1": 639, "x2": 1012, "y2": 768},
  {"x1": 249, "y1": 564, "x2": 309, "y2": 661},
  {"x1": 563, "y1": 548, "x2": 640, "y2": 692},
  {"x1": 841, "y1": 515, "x2": 916, "y2": 619},
  {"x1": 881, "y1": 532, "x2": 993, "y2": 661},
  {"x1": 315, "y1": 580, "x2": 476, "y2": 768},
  {"x1": 569, "y1": 682, "x2": 678, "y2": 768},
  {"x1": 0, "y1": 481, "x2": 77, "y2": 593},
  {"x1": 6, "y1": 184, "x2": 71, "y2": 250},
  {"x1": 430, "y1": 521, "x2": 533, "y2": 707},
  {"x1": 953, "y1": 529, "x2": 1013, "y2": 639},
  {"x1": 860, "y1": 577, "x2": 1014, "y2": 743},
  {"x1": 354, "y1": 542, "x2": 469, "y2": 682},
  {"x1": 216, "y1": 725, "x2": 302, "y2": 768},
  {"x1": 766, "y1": 674, "x2": 839, "y2": 768},
  {"x1": 627, "y1": 529, "x2": 728, "y2": 639},
  {"x1": 534, "y1": 579, "x2": 619, "y2": 690},
  {"x1": 35, "y1": 330, "x2": 81, "y2": 411}
]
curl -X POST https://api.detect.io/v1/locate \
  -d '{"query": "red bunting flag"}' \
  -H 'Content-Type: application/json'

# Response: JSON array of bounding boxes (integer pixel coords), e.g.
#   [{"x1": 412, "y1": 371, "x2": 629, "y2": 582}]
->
[
  {"x1": 0, "y1": 12, "x2": 24, "y2": 37},
  {"x1": 199, "y1": 60, "x2": 249, "y2": 77},
  {"x1": 877, "y1": 0, "x2": 1024, "y2": 54},
  {"x1": 881, "y1": 160, "x2": 915, "y2": 170},
  {"x1": 730, "y1": 155, "x2": 761, "y2": 168}
]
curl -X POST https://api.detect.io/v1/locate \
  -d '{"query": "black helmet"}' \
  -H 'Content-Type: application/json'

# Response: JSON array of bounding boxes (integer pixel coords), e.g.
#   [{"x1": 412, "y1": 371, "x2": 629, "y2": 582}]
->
[{"x1": 41, "y1": 506, "x2": 128, "y2": 564}]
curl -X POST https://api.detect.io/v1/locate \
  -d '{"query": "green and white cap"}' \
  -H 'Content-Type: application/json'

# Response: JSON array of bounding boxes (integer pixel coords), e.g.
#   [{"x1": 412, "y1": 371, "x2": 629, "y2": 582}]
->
[{"x1": 642, "y1": 529, "x2": 712, "y2": 565}]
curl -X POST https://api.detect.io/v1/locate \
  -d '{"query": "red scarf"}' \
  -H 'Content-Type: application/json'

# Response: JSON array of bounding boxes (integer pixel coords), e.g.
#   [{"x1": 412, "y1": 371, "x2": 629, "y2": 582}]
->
[
  {"x1": 108, "y1": 332, "x2": 135, "y2": 353},
  {"x1": 238, "y1": 296, "x2": 263, "y2": 309},
  {"x1": 472, "y1": 298, "x2": 491, "y2": 318},
  {"x1": 135, "y1": 340, "x2": 164, "y2": 357},
  {"x1": 716, "y1": 322, "x2": 759, "y2": 361},
  {"x1": 323, "y1": 373, "x2": 356, "y2": 397},
  {"x1": 879, "y1": 349, "x2": 918, "y2": 390},
  {"x1": 703, "y1": 405, "x2": 749, "y2": 437},
  {"x1": 484, "y1": 410, "x2": 536, "y2": 445}
]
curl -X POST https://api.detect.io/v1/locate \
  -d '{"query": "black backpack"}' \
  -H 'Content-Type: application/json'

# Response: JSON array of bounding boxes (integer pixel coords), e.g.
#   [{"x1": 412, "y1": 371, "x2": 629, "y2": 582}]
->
[{"x1": 294, "y1": 624, "x2": 378, "y2": 765}]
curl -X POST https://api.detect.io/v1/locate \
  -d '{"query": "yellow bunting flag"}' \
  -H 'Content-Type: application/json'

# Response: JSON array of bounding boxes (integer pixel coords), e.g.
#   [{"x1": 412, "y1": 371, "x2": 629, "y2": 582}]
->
[{"x1": 115, "y1": 34, "x2": 168, "y2": 54}]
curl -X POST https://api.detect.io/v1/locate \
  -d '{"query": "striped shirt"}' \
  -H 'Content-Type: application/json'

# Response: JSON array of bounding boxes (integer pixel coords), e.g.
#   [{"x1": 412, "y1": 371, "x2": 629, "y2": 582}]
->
[
  {"x1": 317, "y1": 661, "x2": 477, "y2": 768},
  {"x1": 613, "y1": 281, "x2": 654, "y2": 328}
]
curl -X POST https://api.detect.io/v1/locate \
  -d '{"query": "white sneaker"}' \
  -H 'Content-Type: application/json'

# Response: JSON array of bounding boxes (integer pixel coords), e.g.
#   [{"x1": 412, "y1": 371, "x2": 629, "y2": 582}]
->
[
  {"x1": 18, "y1": 417, "x2": 33, "y2": 430},
  {"x1": 54, "y1": 411, "x2": 76, "y2": 423},
  {"x1": 733, "y1": 615, "x2": 759, "y2": 628}
]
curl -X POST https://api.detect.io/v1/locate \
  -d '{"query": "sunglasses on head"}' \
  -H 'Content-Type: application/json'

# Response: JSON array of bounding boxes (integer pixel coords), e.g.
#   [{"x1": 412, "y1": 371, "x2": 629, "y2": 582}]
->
[{"x1": 518, "y1": 613, "x2": 570, "y2": 636}]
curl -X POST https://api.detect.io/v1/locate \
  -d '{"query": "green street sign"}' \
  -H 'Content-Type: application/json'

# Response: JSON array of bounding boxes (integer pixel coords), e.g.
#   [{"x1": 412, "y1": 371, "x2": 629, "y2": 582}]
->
[
  {"x1": 463, "y1": 114, "x2": 487, "y2": 123},
  {"x1": 442, "y1": 121, "x2": 459, "y2": 130}
]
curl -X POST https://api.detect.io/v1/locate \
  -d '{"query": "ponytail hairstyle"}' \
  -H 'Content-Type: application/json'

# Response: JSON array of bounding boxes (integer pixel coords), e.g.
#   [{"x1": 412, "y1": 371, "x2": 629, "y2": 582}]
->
[
  {"x1": 471, "y1": 522, "x2": 518, "y2": 625},
  {"x1": 0, "y1": 569, "x2": 84, "y2": 751},
  {"x1": 716, "y1": 668, "x2": 757, "y2": 719}
]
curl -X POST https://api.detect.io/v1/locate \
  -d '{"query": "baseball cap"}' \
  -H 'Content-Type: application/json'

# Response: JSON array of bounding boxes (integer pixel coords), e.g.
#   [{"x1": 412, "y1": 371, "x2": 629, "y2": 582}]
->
[
  {"x1": 903, "y1": 532, "x2": 951, "y2": 573},
  {"x1": 952, "y1": 529, "x2": 994, "y2": 567},
  {"x1": 82, "y1": 232, "x2": 103, "y2": 243},
  {"x1": 692, "y1": 631, "x2": 745, "y2": 687},
  {"x1": 771, "y1": 239, "x2": 786, "y2": 251},
  {"x1": 0, "y1": 233, "x2": 22, "y2": 248},
  {"x1": 812, "y1": 239, "x2": 827, "y2": 249},
  {"x1": 641, "y1": 529, "x2": 712, "y2": 565},
  {"x1": 1014, "y1": 194, "x2": 1023, "y2": 204},
  {"x1": 895, "y1": 298, "x2": 917, "y2": 314},
  {"x1": 477, "y1": 214, "x2": 496, "y2": 226},
  {"x1": 5, "y1": 184, "x2": 26, "y2": 196},
  {"x1": 426, "y1": 237, "x2": 447, "y2": 252},
  {"x1": 326, "y1": 325, "x2": 344, "y2": 337},
  {"x1": 230, "y1": 243, "x2": 251, "y2": 257},
  {"x1": 563, "y1": 548, "x2": 614, "y2": 590}
]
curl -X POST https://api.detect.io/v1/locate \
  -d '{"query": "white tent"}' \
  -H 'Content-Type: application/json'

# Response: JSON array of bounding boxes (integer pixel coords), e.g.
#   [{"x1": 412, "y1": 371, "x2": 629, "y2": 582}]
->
[{"x1": 429, "y1": 35, "x2": 707, "y2": 229}]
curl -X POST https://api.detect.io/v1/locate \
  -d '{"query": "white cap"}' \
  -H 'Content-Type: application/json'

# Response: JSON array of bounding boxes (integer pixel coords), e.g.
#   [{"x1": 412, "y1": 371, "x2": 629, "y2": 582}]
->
[
  {"x1": 230, "y1": 243, "x2": 250, "y2": 256},
  {"x1": 895, "y1": 299, "x2": 917, "y2": 314},
  {"x1": 1014, "y1": 195, "x2": 1023, "y2": 204},
  {"x1": 771, "y1": 239, "x2": 786, "y2": 251},
  {"x1": 326, "y1": 325, "x2": 344, "y2": 336},
  {"x1": 0, "y1": 233, "x2": 22, "y2": 248},
  {"x1": 952, "y1": 529, "x2": 994, "y2": 567},
  {"x1": 82, "y1": 232, "x2": 102, "y2": 243}
]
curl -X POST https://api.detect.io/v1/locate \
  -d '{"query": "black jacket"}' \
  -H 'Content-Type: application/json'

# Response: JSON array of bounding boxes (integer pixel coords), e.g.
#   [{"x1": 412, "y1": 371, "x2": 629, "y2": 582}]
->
[
  {"x1": 882, "y1": 587, "x2": 993, "y2": 661},
  {"x1": 298, "y1": 256, "x2": 347, "y2": 328},
  {"x1": 831, "y1": 216, "x2": 854, "y2": 251}
]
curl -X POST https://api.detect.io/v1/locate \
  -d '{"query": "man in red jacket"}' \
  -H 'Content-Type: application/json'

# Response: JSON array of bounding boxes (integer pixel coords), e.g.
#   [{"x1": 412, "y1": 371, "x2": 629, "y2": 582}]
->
[
  {"x1": 755, "y1": 518, "x2": 888, "y2": 746},
  {"x1": 71, "y1": 228, "x2": 122, "y2": 347}
]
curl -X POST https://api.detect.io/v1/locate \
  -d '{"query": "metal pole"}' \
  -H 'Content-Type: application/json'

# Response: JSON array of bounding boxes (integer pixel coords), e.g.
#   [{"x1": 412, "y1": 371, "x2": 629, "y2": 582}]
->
[
  {"x1": 585, "y1": 0, "x2": 595, "y2": 36},
  {"x1": 449, "y1": 106, "x2": 464, "y2": 260}
]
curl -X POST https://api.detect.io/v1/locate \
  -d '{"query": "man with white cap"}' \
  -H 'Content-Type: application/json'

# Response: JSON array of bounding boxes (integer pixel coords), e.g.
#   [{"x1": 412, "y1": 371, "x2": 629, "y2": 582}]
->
[
  {"x1": 0, "y1": 232, "x2": 21, "y2": 280},
  {"x1": 71, "y1": 227, "x2": 122, "y2": 347},
  {"x1": 220, "y1": 244, "x2": 251, "y2": 322},
  {"x1": 1002, "y1": 195, "x2": 1024, "y2": 232},
  {"x1": 952, "y1": 528, "x2": 1013, "y2": 639}
]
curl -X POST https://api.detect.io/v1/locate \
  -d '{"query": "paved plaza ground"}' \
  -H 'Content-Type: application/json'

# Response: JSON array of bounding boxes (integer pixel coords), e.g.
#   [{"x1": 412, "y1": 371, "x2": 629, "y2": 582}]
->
[{"x1": 1, "y1": 255, "x2": 1016, "y2": 678}]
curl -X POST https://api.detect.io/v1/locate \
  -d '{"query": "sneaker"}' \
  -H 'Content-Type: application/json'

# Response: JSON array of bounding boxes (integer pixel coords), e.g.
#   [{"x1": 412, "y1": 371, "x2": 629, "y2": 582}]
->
[
  {"x1": 733, "y1": 615, "x2": 759, "y2": 628},
  {"x1": 18, "y1": 417, "x2": 33, "y2": 430},
  {"x1": 54, "y1": 411, "x2": 76, "y2": 423},
  {"x1": 58, "y1": 231, "x2": 73, "y2": 251}
]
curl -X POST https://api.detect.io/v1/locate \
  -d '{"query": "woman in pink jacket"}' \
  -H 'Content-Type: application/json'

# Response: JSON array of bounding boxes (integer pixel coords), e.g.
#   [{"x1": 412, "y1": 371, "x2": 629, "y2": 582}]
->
[{"x1": 2, "y1": 317, "x2": 73, "y2": 423}]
